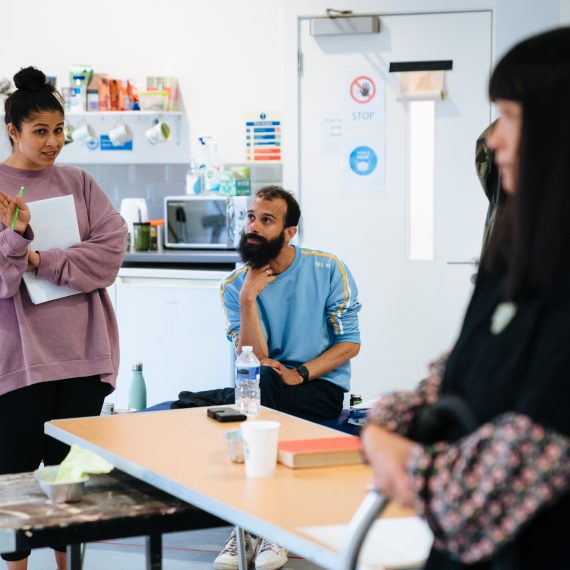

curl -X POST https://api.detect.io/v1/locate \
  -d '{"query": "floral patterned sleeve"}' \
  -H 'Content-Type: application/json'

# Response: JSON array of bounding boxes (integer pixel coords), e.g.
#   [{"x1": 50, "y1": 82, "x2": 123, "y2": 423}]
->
[
  {"x1": 366, "y1": 352, "x2": 448, "y2": 435},
  {"x1": 407, "y1": 413, "x2": 570, "y2": 564}
]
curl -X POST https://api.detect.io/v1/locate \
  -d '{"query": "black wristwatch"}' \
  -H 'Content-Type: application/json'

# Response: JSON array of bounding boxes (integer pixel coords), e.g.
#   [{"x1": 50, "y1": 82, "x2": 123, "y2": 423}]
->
[{"x1": 296, "y1": 365, "x2": 310, "y2": 384}]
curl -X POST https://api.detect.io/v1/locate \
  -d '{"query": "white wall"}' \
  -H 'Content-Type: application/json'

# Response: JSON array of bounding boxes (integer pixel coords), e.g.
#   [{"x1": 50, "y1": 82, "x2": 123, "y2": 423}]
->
[
  {"x1": 0, "y1": 0, "x2": 565, "y2": 399},
  {"x1": 2, "y1": 0, "x2": 284, "y2": 163},
  {"x1": 281, "y1": 0, "x2": 563, "y2": 189},
  {"x1": 1, "y1": 0, "x2": 563, "y2": 169},
  {"x1": 561, "y1": 0, "x2": 570, "y2": 22}
]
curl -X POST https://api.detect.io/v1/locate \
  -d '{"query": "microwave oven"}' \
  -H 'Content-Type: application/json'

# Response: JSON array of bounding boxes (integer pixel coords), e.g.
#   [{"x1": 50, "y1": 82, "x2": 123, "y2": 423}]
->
[{"x1": 164, "y1": 195, "x2": 248, "y2": 249}]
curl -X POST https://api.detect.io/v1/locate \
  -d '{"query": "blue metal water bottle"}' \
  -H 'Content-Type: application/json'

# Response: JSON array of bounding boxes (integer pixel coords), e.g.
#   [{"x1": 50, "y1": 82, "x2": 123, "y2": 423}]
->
[{"x1": 128, "y1": 362, "x2": 147, "y2": 411}]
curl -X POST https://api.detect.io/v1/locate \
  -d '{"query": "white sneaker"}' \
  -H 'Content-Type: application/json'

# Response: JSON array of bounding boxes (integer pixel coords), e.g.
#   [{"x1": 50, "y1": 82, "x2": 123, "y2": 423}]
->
[
  {"x1": 254, "y1": 538, "x2": 288, "y2": 570},
  {"x1": 213, "y1": 528, "x2": 257, "y2": 570}
]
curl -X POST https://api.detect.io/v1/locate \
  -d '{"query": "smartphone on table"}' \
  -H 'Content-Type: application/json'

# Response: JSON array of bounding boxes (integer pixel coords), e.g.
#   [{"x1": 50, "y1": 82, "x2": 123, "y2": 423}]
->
[{"x1": 207, "y1": 406, "x2": 247, "y2": 423}]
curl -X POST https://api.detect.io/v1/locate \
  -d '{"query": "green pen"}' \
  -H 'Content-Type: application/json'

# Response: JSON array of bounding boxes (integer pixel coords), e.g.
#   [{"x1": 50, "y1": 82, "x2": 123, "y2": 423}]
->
[{"x1": 11, "y1": 186, "x2": 24, "y2": 230}]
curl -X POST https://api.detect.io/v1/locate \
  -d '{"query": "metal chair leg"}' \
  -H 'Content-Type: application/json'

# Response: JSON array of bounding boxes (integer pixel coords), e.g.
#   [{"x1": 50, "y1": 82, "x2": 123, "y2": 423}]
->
[
  {"x1": 235, "y1": 526, "x2": 249, "y2": 570},
  {"x1": 338, "y1": 490, "x2": 389, "y2": 570}
]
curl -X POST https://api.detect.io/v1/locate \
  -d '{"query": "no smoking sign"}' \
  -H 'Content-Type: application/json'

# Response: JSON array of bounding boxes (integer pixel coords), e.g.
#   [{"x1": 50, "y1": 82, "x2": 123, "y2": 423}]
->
[{"x1": 350, "y1": 76, "x2": 376, "y2": 104}]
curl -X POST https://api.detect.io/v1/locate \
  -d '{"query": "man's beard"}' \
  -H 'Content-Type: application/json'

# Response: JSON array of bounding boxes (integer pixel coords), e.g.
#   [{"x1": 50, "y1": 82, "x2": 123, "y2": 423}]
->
[{"x1": 238, "y1": 231, "x2": 286, "y2": 268}]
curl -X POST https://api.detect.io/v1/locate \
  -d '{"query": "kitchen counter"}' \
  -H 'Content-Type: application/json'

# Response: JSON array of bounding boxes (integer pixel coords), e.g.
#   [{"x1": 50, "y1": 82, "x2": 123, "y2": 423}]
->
[{"x1": 123, "y1": 249, "x2": 240, "y2": 270}]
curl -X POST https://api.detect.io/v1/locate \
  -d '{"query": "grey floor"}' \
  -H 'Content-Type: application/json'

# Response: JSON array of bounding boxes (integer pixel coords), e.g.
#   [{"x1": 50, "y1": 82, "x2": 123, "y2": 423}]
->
[{"x1": 27, "y1": 525, "x2": 323, "y2": 569}]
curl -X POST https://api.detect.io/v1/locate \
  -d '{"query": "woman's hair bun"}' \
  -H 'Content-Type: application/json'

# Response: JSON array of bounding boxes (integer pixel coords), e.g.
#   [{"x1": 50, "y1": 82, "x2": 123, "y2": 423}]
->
[{"x1": 13, "y1": 67, "x2": 47, "y2": 91}]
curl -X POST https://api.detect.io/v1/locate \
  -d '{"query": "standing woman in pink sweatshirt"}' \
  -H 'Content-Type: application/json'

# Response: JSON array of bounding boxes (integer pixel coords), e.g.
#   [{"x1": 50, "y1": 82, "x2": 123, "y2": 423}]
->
[{"x1": 0, "y1": 67, "x2": 127, "y2": 570}]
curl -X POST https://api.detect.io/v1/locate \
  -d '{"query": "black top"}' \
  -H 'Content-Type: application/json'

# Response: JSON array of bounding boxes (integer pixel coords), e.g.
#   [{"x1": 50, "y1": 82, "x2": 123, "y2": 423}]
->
[{"x1": 429, "y1": 269, "x2": 570, "y2": 570}]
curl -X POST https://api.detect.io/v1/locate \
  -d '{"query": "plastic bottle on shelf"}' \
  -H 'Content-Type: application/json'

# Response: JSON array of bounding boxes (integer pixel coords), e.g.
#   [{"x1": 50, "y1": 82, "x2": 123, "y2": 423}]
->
[
  {"x1": 128, "y1": 362, "x2": 147, "y2": 412},
  {"x1": 70, "y1": 75, "x2": 87, "y2": 112},
  {"x1": 185, "y1": 162, "x2": 202, "y2": 194},
  {"x1": 198, "y1": 136, "x2": 220, "y2": 192},
  {"x1": 234, "y1": 346, "x2": 260, "y2": 416}
]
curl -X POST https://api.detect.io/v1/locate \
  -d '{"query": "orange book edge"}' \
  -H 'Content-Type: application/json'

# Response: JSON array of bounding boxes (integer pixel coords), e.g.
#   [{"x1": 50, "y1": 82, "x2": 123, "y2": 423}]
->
[{"x1": 278, "y1": 435, "x2": 361, "y2": 454}]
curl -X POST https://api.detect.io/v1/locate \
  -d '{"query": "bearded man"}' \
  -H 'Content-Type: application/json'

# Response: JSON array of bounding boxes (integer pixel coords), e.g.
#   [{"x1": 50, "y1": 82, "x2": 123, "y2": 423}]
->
[{"x1": 217, "y1": 186, "x2": 362, "y2": 570}]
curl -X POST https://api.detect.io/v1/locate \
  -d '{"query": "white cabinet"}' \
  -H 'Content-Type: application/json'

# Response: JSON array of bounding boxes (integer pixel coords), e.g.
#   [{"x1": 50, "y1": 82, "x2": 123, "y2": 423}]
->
[{"x1": 110, "y1": 267, "x2": 234, "y2": 409}]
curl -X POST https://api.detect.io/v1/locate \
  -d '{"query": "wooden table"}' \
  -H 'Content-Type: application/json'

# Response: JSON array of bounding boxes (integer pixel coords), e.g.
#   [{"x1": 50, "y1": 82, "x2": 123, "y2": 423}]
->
[
  {"x1": 0, "y1": 469, "x2": 226, "y2": 569},
  {"x1": 46, "y1": 407, "x2": 411, "y2": 570}
]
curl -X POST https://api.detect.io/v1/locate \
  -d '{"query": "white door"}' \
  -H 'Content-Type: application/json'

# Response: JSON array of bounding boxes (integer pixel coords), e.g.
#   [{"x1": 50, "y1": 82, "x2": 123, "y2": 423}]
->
[
  {"x1": 299, "y1": 11, "x2": 492, "y2": 398},
  {"x1": 111, "y1": 268, "x2": 234, "y2": 409}
]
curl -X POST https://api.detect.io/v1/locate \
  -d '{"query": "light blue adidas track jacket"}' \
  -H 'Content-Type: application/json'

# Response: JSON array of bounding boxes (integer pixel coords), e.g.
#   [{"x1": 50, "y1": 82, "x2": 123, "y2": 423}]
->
[{"x1": 220, "y1": 246, "x2": 361, "y2": 391}]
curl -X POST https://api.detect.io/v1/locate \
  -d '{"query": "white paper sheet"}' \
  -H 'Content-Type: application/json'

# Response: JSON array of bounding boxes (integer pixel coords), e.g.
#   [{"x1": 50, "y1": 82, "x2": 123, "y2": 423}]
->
[
  {"x1": 301, "y1": 517, "x2": 433, "y2": 569},
  {"x1": 22, "y1": 194, "x2": 82, "y2": 304}
]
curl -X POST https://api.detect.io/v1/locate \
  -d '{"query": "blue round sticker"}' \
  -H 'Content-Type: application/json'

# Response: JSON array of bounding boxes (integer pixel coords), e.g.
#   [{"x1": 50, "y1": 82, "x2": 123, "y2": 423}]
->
[
  {"x1": 87, "y1": 138, "x2": 99, "y2": 151},
  {"x1": 349, "y1": 146, "x2": 378, "y2": 176}
]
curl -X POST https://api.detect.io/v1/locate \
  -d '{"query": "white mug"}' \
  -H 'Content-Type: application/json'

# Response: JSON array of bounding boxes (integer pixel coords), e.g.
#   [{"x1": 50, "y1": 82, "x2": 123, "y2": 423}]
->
[
  {"x1": 145, "y1": 121, "x2": 171, "y2": 145},
  {"x1": 63, "y1": 124, "x2": 74, "y2": 144},
  {"x1": 240, "y1": 420, "x2": 281, "y2": 478},
  {"x1": 71, "y1": 124, "x2": 97, "y2": 145},
  {"x1": 109, "y1": 124, "x2": 133, "y2": 146}
]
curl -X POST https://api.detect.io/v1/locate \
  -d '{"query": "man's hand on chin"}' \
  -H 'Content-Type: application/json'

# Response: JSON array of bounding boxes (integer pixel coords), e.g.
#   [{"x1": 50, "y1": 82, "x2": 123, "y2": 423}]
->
[
  {"x1": 240, "y1": 264, "x2": 276, "y2": 302},
  {"x1": 261, "y1": 358, "x2": 304, "y2": 385}
]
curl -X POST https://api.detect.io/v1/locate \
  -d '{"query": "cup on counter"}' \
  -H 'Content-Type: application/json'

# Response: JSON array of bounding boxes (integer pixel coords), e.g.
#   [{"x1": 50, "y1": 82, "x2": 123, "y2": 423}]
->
[
  {"x1": 148, "y1": 219, "x2": 165, "y2": 251},
  {"x1": 109, "y1": 123, "x2": 134, "y2": 146},
  {"x1": 64, "y1": 124, "x2": 74, "y2": 144},
  {"x1": 224, "y1": 429, "x2": 244, "y2": 463},
  {"x1": 71, "y1": 124, "x2": 97, "y2": 145},
  {"x1": 133, "y1": 222, "x2": 151, "y2": 251},
  {"x1": 145, "y1": 120, "x2": 171, "y2": 145},
  {"x1": 240, "y1": 421, "x2": 280, "y2": 478}
]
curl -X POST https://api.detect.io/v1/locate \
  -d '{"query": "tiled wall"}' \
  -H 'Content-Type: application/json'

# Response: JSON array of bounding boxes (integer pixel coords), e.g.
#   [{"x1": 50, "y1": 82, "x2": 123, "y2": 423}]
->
[{"x1": 70, "y1": 163, "x2": 283, "y2": 220}]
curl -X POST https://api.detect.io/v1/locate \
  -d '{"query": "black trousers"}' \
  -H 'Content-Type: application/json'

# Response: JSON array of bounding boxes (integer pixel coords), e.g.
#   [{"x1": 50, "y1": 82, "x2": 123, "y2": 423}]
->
[
  {"x1": 0, "y1": 375, "x2": 110, "y2": 561},
  {"x1": 259, "y1": 366, "x2": 344, "y2": 422}
]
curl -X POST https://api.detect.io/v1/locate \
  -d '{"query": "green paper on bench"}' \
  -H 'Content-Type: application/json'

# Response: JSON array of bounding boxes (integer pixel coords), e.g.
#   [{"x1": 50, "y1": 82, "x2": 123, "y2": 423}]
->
[{"x1": 55, "y1": 445, "x2": 114, "y2": 483}]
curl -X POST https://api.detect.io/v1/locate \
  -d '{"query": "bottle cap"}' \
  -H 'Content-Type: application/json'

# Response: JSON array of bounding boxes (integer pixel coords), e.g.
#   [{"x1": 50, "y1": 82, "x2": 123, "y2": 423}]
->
[
  {"x1": 242, "y1": 346, "x2": 253, "y2": 352},
  {"x1": 132, "y1": 362, "x2": 143, "y2": 371}
]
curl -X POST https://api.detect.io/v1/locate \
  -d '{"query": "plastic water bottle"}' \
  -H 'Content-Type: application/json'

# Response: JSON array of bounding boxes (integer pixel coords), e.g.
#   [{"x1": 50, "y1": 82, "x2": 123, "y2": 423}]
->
[
  {"x1": 128, "y1": 362, "x2": 147, "y2": 411},
  {"x1": 234, "y1": 346, "x2": 260, "y2": 416},
  {"x1": 185, "y1": 162, "x2": 202, "y2": 194}
]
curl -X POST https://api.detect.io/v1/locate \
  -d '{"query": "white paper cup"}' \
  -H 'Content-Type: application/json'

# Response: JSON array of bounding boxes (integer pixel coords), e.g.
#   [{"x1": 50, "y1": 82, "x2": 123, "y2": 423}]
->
[
  {"x1": 109, "y1": 124, "x2": 134, "y2": 146},
  {"x1": 241, "y1": 420, "x2": 280, "y2": 478},
  {"x1": 145, "y1": 121, "x2": 171, "y2": 145},
  {"x1": 71, "y1": 124, "x2": 97, "y2": 145}
]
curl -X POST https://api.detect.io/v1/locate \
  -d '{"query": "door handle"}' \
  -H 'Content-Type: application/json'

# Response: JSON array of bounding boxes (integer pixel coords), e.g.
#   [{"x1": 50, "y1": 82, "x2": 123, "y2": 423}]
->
[{"x1": 446, "y1": 259, "x2": 479, "y2": 266}]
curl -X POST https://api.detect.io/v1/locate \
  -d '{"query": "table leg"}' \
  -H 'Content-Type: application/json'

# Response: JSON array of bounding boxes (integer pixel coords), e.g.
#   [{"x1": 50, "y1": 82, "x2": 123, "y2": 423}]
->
[
  {"x1": 66, "y1": 543, "x2": 82, "y2": 570},
  {"x1": 236, "y1": 527, "x2": 248, "y2": 570},
  {"x1": 146, "y1": 533, "x2": 162, "y2": 570}
]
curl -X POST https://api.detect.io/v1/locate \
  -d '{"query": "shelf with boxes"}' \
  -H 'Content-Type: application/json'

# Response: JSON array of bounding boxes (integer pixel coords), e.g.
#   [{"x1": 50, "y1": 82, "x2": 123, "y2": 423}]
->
[{"x1": 1, "y1": 68, "x2": 187, "y2": 164}]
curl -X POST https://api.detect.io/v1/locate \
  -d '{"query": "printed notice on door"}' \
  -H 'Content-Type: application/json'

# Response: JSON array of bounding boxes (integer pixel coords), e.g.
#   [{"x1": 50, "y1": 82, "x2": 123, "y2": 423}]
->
[
  {"x1": 321, "y1": 112, "x2": 343, "y2": 154},
  {"x1": 342, "y1": 68, "x2": 386, "y2": 191}
]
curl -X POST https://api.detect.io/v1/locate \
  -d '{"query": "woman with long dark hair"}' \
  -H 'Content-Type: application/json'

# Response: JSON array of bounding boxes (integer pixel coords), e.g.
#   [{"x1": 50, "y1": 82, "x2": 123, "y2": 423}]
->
[
  {"x1": 362, "y1": 27, "x2": 570, "y2": 569},
  {"x1": 0, "y1": 67, "x2": 126, "y2": 570}
]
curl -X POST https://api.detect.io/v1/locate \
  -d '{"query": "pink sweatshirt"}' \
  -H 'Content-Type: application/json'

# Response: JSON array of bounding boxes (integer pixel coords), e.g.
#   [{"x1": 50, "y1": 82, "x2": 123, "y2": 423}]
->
[{"x1": 0, "y1": 164, "x2": 127, "y2": 396}]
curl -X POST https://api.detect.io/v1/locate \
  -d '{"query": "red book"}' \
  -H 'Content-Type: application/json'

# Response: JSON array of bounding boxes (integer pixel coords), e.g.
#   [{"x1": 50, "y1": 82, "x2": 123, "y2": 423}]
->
[{"x1": 277, "y1": 436, "x2": 363, "y2": 468}]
